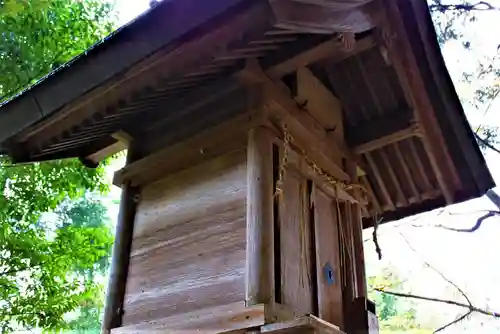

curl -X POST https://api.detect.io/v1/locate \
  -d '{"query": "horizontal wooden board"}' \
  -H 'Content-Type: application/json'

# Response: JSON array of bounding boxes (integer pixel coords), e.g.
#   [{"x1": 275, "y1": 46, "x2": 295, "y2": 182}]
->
[
  {"x1": 133, "y1": 149, "x2": 247, "y2": 238},
  {"x1": 112, "y1": 302, "x2": 265, "y2": 334},
  {"x1": 122, "y1": 149, "x2": 247, "y2": 325}
]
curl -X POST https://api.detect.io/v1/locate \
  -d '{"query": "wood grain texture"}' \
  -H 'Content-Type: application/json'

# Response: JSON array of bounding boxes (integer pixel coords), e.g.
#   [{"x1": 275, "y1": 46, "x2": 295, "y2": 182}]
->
[
  {"x1": 112, "y1": 302, "x2": 265, "y2": 334},
  {"x1": 313, "y1": 188, "x2": 344, "y2": 329},
  {"x1": 246, "y1": 127, "x2": 275, "y2": 306},
  {"x1": 261, "y1": 315, "x2": 344, "y2": 334},
  {"x1": 122, "y1": 149, "x2": 247, "y2": 326},
  {"x1": 279, "y1": 170, "x2": 314, "y2": 316}
]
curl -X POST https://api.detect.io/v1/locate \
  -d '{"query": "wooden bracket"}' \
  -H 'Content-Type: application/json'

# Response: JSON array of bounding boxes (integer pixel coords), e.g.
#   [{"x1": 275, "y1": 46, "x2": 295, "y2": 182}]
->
[{"x1": 239, "y1": 59, "x2": 351, "y2": 183}]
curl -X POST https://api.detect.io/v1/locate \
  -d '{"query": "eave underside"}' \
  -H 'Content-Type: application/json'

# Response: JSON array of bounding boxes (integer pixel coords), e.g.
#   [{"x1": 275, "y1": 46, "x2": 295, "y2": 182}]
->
[{"x1": 0, "y1": 0, "x2": 493, "y2": 226}]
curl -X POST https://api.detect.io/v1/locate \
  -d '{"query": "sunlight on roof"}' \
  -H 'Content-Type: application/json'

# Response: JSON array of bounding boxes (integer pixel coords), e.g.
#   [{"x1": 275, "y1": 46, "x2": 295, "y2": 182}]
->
[{"x1": 115, "y1": 0, "x2": 153, "y2": 25}]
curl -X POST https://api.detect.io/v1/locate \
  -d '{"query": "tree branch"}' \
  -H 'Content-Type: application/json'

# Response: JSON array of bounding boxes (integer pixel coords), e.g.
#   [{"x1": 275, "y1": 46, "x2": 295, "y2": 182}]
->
[
  {"x1": 434, "y1": 310, "x2": 472, "y2": 333},
  {"x1": 475, "y1": 133, "x2": 500, "y2": 155},
  {"x1": 399, "y1": 232, "x2": 473, "y2": 307},
  {"x1": 373, "y1": 216, "x2": 383, "y2": 260},
  {"x1": 429, "y1": 1, "x2": 498, "y2": 12},
  {"x1": 435, "y1": 210, "x2": 500, "y2": 232},
  {"x1": 374, "y1": 288, "x2": 500, "y2": 318}
]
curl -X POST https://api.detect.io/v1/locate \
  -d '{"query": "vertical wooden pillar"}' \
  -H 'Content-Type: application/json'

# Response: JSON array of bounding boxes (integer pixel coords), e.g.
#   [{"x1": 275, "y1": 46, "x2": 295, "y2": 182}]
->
[
  {"x1": 101, "y1": 149, "x2": 139, "y2": 334},
  {"x1": 351, "y1": 206, "x2": 367, "y2": 298},
  {"x1": 346, "y1": 162, "x2": 367, "y2": 298},
  {"x1": 246, "y1": 127, "x2": 275, "y2": 306}
]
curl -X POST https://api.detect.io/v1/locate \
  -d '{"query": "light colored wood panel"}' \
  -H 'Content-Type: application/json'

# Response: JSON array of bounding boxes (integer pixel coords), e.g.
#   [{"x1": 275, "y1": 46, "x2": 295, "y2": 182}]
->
[
  {"x1": 121, "y1": 149, "x2": 248, "y2": 325},
  {"x1": 123, "y1": 260, "x2": 245, "y2": 324},
  {"x1": 126, "y1": 228, "x2": 245, "y2": 294},
  {"x1": 129, "y1": 208, "x2": 245, "y2": 277},
  {"x1": 313, "y1": 188, "x2": 344, "y2": 328},
  {"x1": 279, "y1": 171, "x2": 314, "y2": 315},
  {"x1": 133, "y1": 150, "x2": 247, "y2": 238},
  {"x1": 261, "y1": 315, "x2": 344, "y2": 334},
  {"x1": 114, "y1": 303, "x2": 265, "y2": 334}
]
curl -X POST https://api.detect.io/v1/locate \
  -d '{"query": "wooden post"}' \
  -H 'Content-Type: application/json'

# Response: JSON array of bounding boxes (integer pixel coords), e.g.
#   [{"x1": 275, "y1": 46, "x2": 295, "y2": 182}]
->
[
  {"x1": 351, "y1": 205, "x2": 367, "y2": 298},
  {"x1": 101, "y1": 149, "x2": 139, "y2": 334},
  {"x1": 246, "y1": 127, "x2": 275, "y2": 307},
  {"x1": 347, "y1": 162, "x2": 367, "y2": 298}
]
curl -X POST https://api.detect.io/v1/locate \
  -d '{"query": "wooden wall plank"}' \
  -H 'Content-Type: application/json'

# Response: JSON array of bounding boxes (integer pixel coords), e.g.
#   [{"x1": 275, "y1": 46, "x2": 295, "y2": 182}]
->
[
  {"x1": 122, "y1": 149, "x2": 247, "y2": 326},
  {"x1": 313, "y1": 188, "x2": 344, "y2": 329},
  {"x1": 279, "y1": 170, "x2": 314, "y2": 315},
  {"x1": 132, "y1": 150, "x2": 247, "y2": 238},
  {"x1": 112, "y1": 302, "x2": 265, "y2": 334}
]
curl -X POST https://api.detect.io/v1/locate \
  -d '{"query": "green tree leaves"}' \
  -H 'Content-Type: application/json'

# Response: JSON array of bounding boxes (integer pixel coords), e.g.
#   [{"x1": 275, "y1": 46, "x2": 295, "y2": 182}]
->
[
  {"x1": 0, "y1": 0, "x2": 116, "y2": 102},
  {"x1": 0, "y1": 1, "x2": 117, "y2": 331}
]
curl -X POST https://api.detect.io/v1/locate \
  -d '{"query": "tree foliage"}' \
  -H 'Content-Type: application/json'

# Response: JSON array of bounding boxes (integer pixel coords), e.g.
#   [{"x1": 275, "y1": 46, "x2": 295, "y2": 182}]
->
[
  {"x1": 0, "y1": 0, "x2": 117, "y2": 331},
  {"x1": 0, "y1": 157, "x2": 113, "y2": 331},
  {"x1": 368, "y1": 268, "x2": 426, "y2": 333},
  {"x1": 0, "y1": 0, "x2": 116, "y2": 102},
  {"x1": 56, "y1": 196, "x2": 114, "y2": 333},
  {"x1": 429, "y1": 0, "x2": 500, "y2": 148}
]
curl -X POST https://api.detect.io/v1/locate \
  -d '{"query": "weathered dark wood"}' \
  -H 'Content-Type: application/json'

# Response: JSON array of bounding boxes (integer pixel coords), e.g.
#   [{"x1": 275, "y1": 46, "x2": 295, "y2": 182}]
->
[
  {"x1": 246, "y1": 127, "x2": 275, "y2": 306},
  {"x1": 364, "y1": 152, "x2": 395, "y2": 211},
  {"x1": 101, "y1": 149, "x2": 139, "y2": 333},
  {"x1": 279, "y1": 170, "x2": 315, "y2": 315},
  {"x1": 113, "y1": 115, "x2": 252, "y2": 186},
  {"x1": 313, "y1": 188, "x2": 344, "y2": 328},
  {"x1": 23, "y1": 0, "x2": 274, "y2": 146},
  {"x1": 354, "y1": 125, "x2": 418, "y2": 155},
  {"x1": 346, "y1": 108, "x2": 414, "y2": 149},
  {"x1": 393, "y1": 142, "x2": 420, "y2": 202},
  {"x1": 239, "y1": 60, "x2": 350, "y2": 182},
  {"x1": 266, "y1": 36, "x2": 375, "y2": 79},
  {"x1": 380, "y1": 0, "x2": 459, "y2": 203}
]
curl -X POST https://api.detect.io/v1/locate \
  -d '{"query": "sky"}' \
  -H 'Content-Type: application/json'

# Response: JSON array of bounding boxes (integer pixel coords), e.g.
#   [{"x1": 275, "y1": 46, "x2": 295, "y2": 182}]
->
[{"x1": 106, "y1": 1, "x2": 500, "y2": 331}]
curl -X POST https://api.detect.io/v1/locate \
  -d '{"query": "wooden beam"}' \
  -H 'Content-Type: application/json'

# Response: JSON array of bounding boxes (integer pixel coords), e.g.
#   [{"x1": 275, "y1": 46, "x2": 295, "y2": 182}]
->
[
  {"x1": 380, "y1": 0, "x2": 459, "y2": 203},
  {"x1": 354, "y1": 125, "x2": 419, "y2": 154},
  {"x1": 407, "y1": 138, "x2": 433, "y2": 193},
  {"x1": 346, "y1": 108, "x2": 415, "y2": 147},
  {"x1": 266, "y1": 35, "x2": 375, "y2": 78},
  {"x1": 268, "y1": 130, "x2": 357, "y2": 203},
  {"x1": 86, "y1": 140, "x2": 127, "y2": 163},
  {"x1": 22, "y1": 0, "x2": 275, "y2": 146},
  {"x1": 246, "y1": 127, "x2": 275, "y2": 307},
  {"x1": 379, "y1": 149, "x2": 408, "y2": 206},
  {"x1": 364, "y1": 152, "x2": 395, "y2": 211},
  {"x1": 113, "y1": 114, "x2": 252, "y2": 187},
  {"x1": 296, "y1": 67, "x2": 343, "y2": 137},
  {"x1": 110, "y1": 302, "x2": 266, "y2": 334},
  {"x1": 269, "y1": 0, "x2": 375, "y2": 34},
  {"x1": 86, "y1": 131, "x2": 132, "y2": 163},
  {"x1": 393, "y1": 142, "x2": 420, "y2": 201},
  {"x1": 360, "y1": 175, "x2": 382, "y2": 215},
  {"x1": 240, "y1": 59, "x2": 351, "y2": 182},
  {"x1": 261, "y1": 315, "x2": 343, "y2": 334}
]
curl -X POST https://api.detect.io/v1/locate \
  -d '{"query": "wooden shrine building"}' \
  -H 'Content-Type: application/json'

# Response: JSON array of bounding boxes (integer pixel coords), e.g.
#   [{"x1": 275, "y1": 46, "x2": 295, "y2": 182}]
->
[{"x1": 0, "y1": 0, "x2": 494, "y2": 333}]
